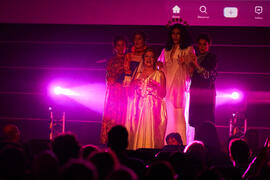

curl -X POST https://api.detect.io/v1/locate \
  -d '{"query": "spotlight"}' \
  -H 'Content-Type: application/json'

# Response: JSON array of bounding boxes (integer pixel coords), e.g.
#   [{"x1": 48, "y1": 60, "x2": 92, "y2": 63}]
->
[
  {"x1": 216, "y1": 89, "x2": 244, "y2": 106},
  {"x1": 48, "y1": 82, "x2": 106, "y2": 113},
  {"x1": 231, "y1": 91, "x2": 240, "y2": 100},
  {"x1": 53, "y1": 86, "x2": 79, "y2": 96},
  {"x1": 54, "y1": 86, "x2": 62, "y2": 95}
]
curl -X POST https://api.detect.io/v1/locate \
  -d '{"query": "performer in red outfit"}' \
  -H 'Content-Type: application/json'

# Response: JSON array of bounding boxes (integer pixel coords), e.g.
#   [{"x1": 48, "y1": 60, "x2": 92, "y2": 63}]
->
[{"x1": 100, "y1": 36, "x2": 127, "y2": 144}]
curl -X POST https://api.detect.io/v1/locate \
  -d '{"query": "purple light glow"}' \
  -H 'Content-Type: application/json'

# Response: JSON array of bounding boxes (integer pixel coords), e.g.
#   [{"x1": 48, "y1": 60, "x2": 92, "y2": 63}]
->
[
  {"x1": 216, "y1": 89, "x2": 243, "y2": 106},
  {"x1": 69, "y1": 84, "x2": 106, "y2": 113},
  {"x1": 53, "y1": 86, "x2": 79, "y2": 96},
  {"x1": 50, "y1": 83, "x2": 106, "y2": 113},
  {"x1": 247, "y1": 91, "x2": 270, "y2": 104},
  {"x1": 231, "y1": 91, "x2": 240, "y2": 100}
]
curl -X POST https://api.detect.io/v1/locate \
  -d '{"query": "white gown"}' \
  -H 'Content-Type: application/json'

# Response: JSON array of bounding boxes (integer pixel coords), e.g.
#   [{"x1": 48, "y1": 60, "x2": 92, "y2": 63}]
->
[{"x1": 158, "y1": 46, "x2": 196, "y2": 145}]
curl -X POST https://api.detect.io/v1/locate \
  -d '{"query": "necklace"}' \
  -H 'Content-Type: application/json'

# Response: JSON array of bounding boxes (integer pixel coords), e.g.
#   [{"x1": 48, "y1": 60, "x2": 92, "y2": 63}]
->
[{"x1": 140, "y1": 69, "x2": 154, "y2": 80}]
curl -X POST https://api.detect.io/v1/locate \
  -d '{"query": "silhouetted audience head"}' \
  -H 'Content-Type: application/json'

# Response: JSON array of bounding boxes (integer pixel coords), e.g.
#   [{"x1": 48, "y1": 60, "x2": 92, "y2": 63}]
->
[
  {"x1": 2, "y1": 124, "x2": 20, "y2": 143},
  {"x1": 168, "y1": 152, "x2": 185, "y2": 178},
  {"x1": 52, "y1": 133, "x2": 81, "y2": 165},
  {"x1": 27, "y1": 139, "x2": 52, "y2": 160},
  {"x1": 144, "y1": 161, "x2": 175, "y2": 180},
  {"x1": 195, "y1": 121, "x2": 221, "y2": 152},
  {"x1": 107, "y1": 125, "x2": 128, "y2": 152},
  {"x1": 61, "y1": 159, "x2": 97, "y2": 180},
  {"x1": 197, "y1": 168, "x2": 224, "y2": 180},
  {"x1": 244, "y1": 129, "x2": 260, "y2": 155},
  {"x1": 32, "y1": 150, "x2": 59, "y2": 180},
  {"x1": 0, "y1": 145, "x2": 26, "y2": 180},
  {"x1": 107, "y1": 165, "x2": 138, "y2": 180},
  {"x1": 229, "y1": 138, "x2": 251, "y2": 167},
  {"x1": 184, "y1": 140, "x2": 207, "y2": 176},
  {"x1": 166, "y1": 132, "x2": 183, "y2": 146},
  {"x1": 88, "y1": 151, "x2": 119, "y2": 180},
  {"x1": 81, "y1": 144, "x2": 99, "y2": 160},
  {"x1": 184, "y1": 140, "x2": 206, "y2": 160}
]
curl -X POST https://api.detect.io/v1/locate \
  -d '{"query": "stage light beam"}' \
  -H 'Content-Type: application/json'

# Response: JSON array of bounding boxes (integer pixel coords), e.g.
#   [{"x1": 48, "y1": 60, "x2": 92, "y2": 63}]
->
[
  {"x1": 231, "y1": 91, "x2": 240, "y2": 100},
  {"x1": 53, "y1": 86, "x2": 79, "y2": 96}
]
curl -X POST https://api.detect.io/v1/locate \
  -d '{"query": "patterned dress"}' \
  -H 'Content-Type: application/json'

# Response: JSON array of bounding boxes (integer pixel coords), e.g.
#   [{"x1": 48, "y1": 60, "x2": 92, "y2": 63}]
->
[
  {"x1": 123, "y1": 46, "x2": 147, "y2": 87},
  {"x1": 100, "y1": 55, "x2": 126, "y2": 144}
]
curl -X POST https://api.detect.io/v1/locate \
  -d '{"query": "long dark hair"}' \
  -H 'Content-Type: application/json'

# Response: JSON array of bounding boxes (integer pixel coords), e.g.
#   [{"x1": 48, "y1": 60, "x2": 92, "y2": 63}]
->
[{"x1": 165, "y1": 24, "x2": 193, "y2": 51}]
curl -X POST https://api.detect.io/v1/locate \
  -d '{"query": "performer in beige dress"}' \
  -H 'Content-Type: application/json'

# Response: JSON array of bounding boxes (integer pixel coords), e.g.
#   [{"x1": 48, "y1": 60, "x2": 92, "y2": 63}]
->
[{"x1": 126, "y1": 48, "x2": 167, "y2": 150}]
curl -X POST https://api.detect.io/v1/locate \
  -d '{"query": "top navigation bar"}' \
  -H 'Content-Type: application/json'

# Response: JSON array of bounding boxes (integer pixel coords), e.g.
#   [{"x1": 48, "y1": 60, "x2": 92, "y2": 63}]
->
[{"x1": 167, "y1": 1, "x2": 270, "y2": 26}]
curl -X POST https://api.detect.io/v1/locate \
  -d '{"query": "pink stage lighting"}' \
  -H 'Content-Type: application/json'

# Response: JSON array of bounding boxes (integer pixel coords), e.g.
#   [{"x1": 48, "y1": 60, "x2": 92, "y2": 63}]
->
[
  {"x1": 68, "y1": 84, "x2": 106, "y2": 113},
  {"x1": 216, "y1": 90, "x2": 243, "y2": 106},
  {"x1": 49, "y1": 83, "x2": 106, "y2": 113},
  {"x1": 53, "y1": 86, "x2": 79, "y2": 96},
  {"x1": 231, "y1": 91, "x2": 240, "y2": 100}
]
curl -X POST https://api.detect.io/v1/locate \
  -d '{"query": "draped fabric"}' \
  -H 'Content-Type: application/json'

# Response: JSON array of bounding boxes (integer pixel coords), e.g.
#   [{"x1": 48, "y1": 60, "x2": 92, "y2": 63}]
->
[
  {"x1": 158, "y1": 46, "x2": 195, "y2": 145},
  {"x1": 125, "y1": 70, "x2": 167, "y2": 150},
  {"x1": 123, "y1": 46, "x2": 146, "y2": 87},
  {"x1": 101, "y1": 55, "x2": 127, "y2": 144}
]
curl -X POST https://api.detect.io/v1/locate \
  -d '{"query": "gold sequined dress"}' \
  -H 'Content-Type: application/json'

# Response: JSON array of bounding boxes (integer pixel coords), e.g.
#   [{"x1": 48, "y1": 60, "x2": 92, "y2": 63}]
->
[{"x1": 125, "y1": 70, "x2": 167, "y2": 150}]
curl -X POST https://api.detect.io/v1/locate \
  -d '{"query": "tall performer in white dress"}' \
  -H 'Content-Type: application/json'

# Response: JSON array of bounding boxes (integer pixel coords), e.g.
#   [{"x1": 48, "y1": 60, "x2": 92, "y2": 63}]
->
[{"x1": 158, "y1": 24, "x2": 197, "y2": 145}]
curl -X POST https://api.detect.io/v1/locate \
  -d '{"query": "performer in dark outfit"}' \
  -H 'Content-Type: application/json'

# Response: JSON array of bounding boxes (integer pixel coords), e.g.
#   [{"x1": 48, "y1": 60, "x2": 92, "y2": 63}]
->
[{"x1": 189, "y1": 34, "x2": 217, "y2": 131}]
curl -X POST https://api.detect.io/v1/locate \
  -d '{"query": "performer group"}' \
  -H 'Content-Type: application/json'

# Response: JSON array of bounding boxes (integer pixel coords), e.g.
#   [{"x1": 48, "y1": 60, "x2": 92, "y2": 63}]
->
[{"x1": 100, "y1": 23, "x2": 217, "y2": 150}]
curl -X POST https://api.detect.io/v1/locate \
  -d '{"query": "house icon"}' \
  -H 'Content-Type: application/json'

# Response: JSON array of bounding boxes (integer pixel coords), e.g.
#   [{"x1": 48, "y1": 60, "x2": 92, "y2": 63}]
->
[{"x1": 173, "y1": 5, "x2": 180, "y2": 14}]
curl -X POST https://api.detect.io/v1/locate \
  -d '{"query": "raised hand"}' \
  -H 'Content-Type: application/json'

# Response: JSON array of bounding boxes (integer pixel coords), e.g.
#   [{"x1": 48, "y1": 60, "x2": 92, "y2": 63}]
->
[{"x1": 156, "y1": 61, "x2": 164, "y2": 70}]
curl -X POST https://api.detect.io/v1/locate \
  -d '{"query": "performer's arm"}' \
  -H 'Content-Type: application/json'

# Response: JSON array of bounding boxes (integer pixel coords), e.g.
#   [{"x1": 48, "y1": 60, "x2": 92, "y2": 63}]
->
[
  {"x1": 128, "y1": 77, "x2": 142, "y2": 97},
  {"x1": 106, "y1": 58, "x2": 115, "y2": 85},
  {"x1": 157, "y1": 49, "x2": 165, "y2": 70},
  {"x1": 123, "y1": 54, "x2": 133, "y2": 87},
  {"x1": 124, "y1": 53, "x2": 132, "y2": 75},
  {"x1": 190, "y1": 48, "x2": 217, "y2": 80},
  {"x1": 198, "y1": 53, "x2": 217, "y2": 80},
  {"x1": 242, "y1": 137, "x2": 270, "y2": 179},
  {"x1": 187, "y1": 46, "x2": 198, "y2": 74},
  {"x1": 159, "y1": 71, "x2": 166, "y2": 98},
  {"x1": 206, "y1": 54, "x2": 217, "y2": 81}
]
